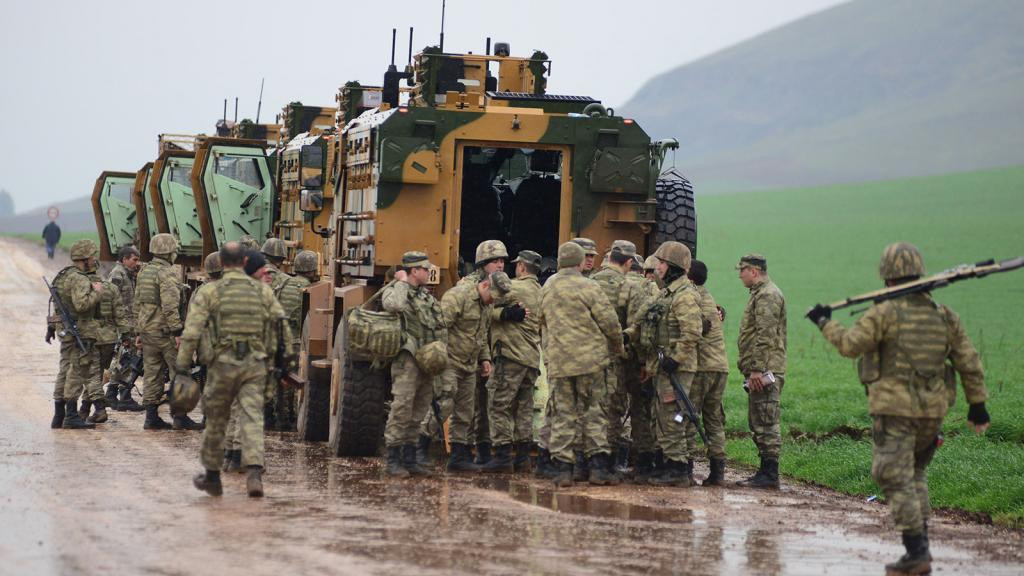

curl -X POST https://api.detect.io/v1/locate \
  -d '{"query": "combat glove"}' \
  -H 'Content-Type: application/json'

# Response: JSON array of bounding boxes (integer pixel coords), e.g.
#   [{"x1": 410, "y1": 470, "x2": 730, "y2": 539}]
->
[
  {"x1": 806, "y1": 304, "x2": 832, "y2": 328},
  {"x1": 622, "y1": 331, "x2": 630, "y2": 346},
  {"x1": 967, "y1": 402, "x2": 990, "y2": 426},
  {"x1": 660, "y1": 356, "x2": 680, "y2": 374},
  {"x1": 500, "y1": 304, "x2": 527, "y2": 323},
  {"x1": 716, "y1": 305, "x2": 726, "y2": 322},
  {"x1": 45, "y1": 325, "x2": 55, "y2": 344}
]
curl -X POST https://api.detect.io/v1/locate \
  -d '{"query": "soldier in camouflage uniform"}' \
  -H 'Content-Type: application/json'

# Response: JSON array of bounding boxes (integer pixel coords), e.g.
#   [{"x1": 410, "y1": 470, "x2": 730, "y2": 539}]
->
[
  {"x1": 634, "y1": 241, "x2": 702, "y2": 486},
  {"x1": 204, "y1": 251, "x2": 223, "y2": 281},
  {"x1": 735, "y1": 253, "x2": 787, "y2": 489},
  {"x1": 105, "y1": 245, "x2": 142, "y2": 411},
  {"x1": 570, "y1": 237, "x2": 599, "y2": 277},
  {"x1": 382, "y1": 251, "x2": 448, "y2": 478},
  {"x1": 540, "y1": 242, "x2": 624, "y2": 487},
  {"x1": 261, "y1": 238, "x2": 304, "y2": 430},
  {"x1": 591, "y1": 240, "x2": 655, "y2": 479},
  {"x1": 80, "y1": 268, "x2": 130, "y2": 424},
  {"x1": 807, "y1": 243, "x2": 989, "y2": 575},
  {"x1": 684, "y1": 260, "x2": 731, "y2": 486},
  {"x1": 238, "y1": 235, "x2": 261, "y2": 252},
  {"x1": 183, "y1": 242, "x2": 290, "y2": 498},
  {"x1": 483, "y1": 251, "x2": 542, "y2": 473}
]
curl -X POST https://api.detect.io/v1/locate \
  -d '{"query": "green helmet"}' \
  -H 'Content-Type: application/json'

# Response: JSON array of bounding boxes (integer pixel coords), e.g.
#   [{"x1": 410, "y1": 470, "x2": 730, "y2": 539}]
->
[
  {"x1": 204, "y1": 251, "x2": 222, "y2": 276},
  {"x1": 475, "y1": 240, "x2": 508, "y2": 265},
  {"x1": 653, "y1": 241, "x2": 692, "y2": 270},
  {"x1": 557, "y1": 241, "x2": 585, "y2": 269},
  {"x1": 149, "y1": 233, "x2": 179, "y2": 255},
  {"x1": 238, "y1": 235, "x2": 260, "y2": 251},
  {"x1": 69, "y1": 239, "x2": 98, "y2": 261},
  {"x1": 643, "y1": 255, "x2": 658, "y2": 271},
  {"x1": 261, "y1": 237, "x2": 287, "y2": 259},
  {"x1": 414, "y1": 341, "x2": 448, "y2": 376},
  {"x1": 168, "y1": 373, "x2": 201, "y2": 414},
  {"x1": 293, "y1": 250, "x2": 318, "y2": 273},
  {"x1": 879, "y1": 242, "x2": 925, "y2": 280}
]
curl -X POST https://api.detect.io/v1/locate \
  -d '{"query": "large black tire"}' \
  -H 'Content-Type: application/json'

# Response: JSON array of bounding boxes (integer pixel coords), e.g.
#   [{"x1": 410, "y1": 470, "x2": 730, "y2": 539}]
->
[
  {"x1": 296, "y1": 312, "x2": 330, "y2": 441},
  {"x1": 655, "y1": 167, "x2": 697, "y2": 256},
  {"x1": 328, "y1": 318, "x2": 388, "y2": 457}
]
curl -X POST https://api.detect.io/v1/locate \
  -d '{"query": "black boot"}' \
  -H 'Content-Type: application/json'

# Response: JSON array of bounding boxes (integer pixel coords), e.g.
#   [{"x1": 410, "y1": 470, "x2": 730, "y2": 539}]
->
[
  {"x1": 552, "y1": 459, "x2": 574, "y2": 488},
  {"x1": 613, "y1": 445, "x2": 632, "y2": 477},
  {"x1": 193, "y1": 469, "x2": 223, "y2": 496},
  {"x1": 143, "y1": 405, "x2": 172, "y2": 430},
  {"x1": 62, "y1": 400, "x2": 96, "y2": 429},
  {"x1": 88, "y1": 399, "x2": 108, "y2": 424},
  {"x1": 588, "y1": 453, "x2": 620, "y2": 486},
  {"x1": 404, "y1": 444, "x2": 433, "y2": 477},
  {"x1": 482, "y1": 444, "x2": 514, "y2": 473},
  {"x1": 246, "y1": 466, "x2": 264, "y2": 497},
  {"x1": 78, "y1": 399, "x2": 92, "y2": 421},
  {"x1": 686, "y1": 459, "x2": 696, "y2": 487},
  {"x1": 513, "y1": 441, "x2": 532, "y2": 473},
  {"x1": 572, "y1": 451, "x2": 589, "y2": 482},
  {"x1": 447, "y1": 443, "x2": 481, "y2": 473},
  {"x1": 703, "y1": 458, "x2": 726, "y2": 486},
  {"x1": 473, "y1": 442, "x2": 492, "y2": 466},
  {"x1": 650, "y1": 459, "x2": 690, "y2": 486},
  {"x1": 385, "y1": 446, "x2": 409, "y2": 478},
  {"x1": 416, "y1": 434, "x2": 432, "y2": 466},
  {"x1": 222, "y1": 449, "x2": 242, "y2": 473},
  {"x1": 51, "y1": 401, "x2": 66, "y2": 429},
  {"x1": 104, "y1": 382, "x2": 119, "y2": 407},
  {"x1": 172, "y1": 413, "x2": 204, "y2": 431},
  {"x1": 651, "y1": 450, "x2": 666, "y2": 481},
  {"x1": 885, "y1": 531, "x2": 931, "y2": 575},
  {"x1": 633, "y1": 452, "x2": 656, "y2": 484},
  {"x1": 117, "y1": 384, "x2": 145, "y2": 412},
  {"x1": 534, "y1": 448, "x2": 557, "y2": 479},
  {"x1": 738, "y1": 458, "x2": 780, "y2": 489}
]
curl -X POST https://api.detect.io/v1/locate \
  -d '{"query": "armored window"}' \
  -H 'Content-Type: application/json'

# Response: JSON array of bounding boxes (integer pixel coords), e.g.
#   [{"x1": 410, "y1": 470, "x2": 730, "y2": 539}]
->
[
  {"x1": 300, "y1": 145, "x2": 323, "y2": 170},
  {"x1": 169, "y1": 165, "x2": 193, "y2": 189},
  {"x1": 215, "y1": 156, "x2": 265, "y2": 189},
  {"x1": 108, "y1": 182, "x2": 133, "y2": 204}
]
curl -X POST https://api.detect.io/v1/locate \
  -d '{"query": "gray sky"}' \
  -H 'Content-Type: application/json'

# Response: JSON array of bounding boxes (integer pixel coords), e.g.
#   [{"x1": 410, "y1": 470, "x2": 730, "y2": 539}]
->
[{"x1": 0, "y1": 0, "x2": 846, "y2": 211}]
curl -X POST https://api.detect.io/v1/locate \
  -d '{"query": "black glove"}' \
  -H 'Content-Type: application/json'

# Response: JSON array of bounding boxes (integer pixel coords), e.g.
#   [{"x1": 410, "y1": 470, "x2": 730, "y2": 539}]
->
[
  {"x1": 622, "y1": 331, "x2": 631, "y2": 346},
  {"x1": 45, "y1": 325, "x2": 55, "y2": 344},
  {"x1": 806, "y1": 304, "x2": 832, "y2": 328},
  {"x1": 500, "y1": 304, "x2": 527, "y2": 323},
  {"x1": 660, "y1": 356, "x2": 680, "y2": 374},
  {"x1": 967, "y1": 402, "x2": 990, "y2": 426},
  {"x1": 701, "y1": 317, "x2": 712, "y2": 337}
]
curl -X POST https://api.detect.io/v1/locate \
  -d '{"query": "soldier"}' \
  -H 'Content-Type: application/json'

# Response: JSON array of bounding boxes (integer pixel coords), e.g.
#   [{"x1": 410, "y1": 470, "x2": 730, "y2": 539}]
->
[
  {"x1": 635, "y1": 241, "x2": 702, "y2": 486},
  {"x1": 590, "y1": 240, "x2": 655, "y2": 479},
  {"x1": 484, "y1": 251, "x2": 542, "y2": 473},
  {"x1": 106, "y1": 245, "x2": 142, "y2": 411},
  {"x1": 570, "y1": 237, "x2": 599, "y2": 277},
  {"x1": 80, "y1": 267, "x2": 130, "y2": 424},
  {"x1": 261, "y1": 238, "x2": 304, "y2": 430},
  {"x1": 685, "y1": 260, "x2": 730, "y2": 486},
  {"x1": 735, "y1": 253, "x2": 787, "y2": 489},
  {"x1": 204, "y1": 251, "x2": 223, "y2": 281},
  {"x1": 238, "y1": 235, "x2": 260, "y2": 252},
  {"x1": 382, "y1": 252, "x2": 448, "y2": 478},
  {"x1": 47, "y1": 239, "x2": 105, "y2": 429},
  {"x1": 807, "y1": 243, "x2": 989, "y2": 574},
  {"x1": 183, "y1": 242, "x2": 291, "y2": 498},
  {"x1": 540, "y1": 242, "x2": 624, "y2": 487}
]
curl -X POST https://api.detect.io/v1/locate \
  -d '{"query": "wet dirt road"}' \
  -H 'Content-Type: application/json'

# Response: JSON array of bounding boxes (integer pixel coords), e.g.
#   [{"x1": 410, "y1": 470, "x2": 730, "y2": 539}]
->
[{"x1": 0, "y1": 237, "x2": 1021, "y2": 576}]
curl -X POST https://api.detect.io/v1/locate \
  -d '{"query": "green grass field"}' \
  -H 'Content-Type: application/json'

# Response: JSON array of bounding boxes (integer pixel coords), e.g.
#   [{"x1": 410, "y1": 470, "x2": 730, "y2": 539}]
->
[
  {"x1": 695, "y1": 165, "x2": 1024, "y2": 526},
  {"x1": 13, "y1": 231, "x2": 100, "y2": 252}
]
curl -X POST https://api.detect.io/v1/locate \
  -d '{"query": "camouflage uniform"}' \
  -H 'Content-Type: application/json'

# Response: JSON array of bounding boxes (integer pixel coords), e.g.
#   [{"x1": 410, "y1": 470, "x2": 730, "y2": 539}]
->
[
  {"x1": 53, "y1": 266, "x2": 103, "y2": 404},
  {"x1": 88, "y1": 271, "x2": 130, "y2": 403},
  {"x1": 176, "y1": 269, "x2": 288, "y2": 472},
  {"x1": 267, "y1": 262, "x2": 305, "y2": 429},
  {"x1": 686, "y1": 284, "x2": 730, "y2": 463},
  {"x1": 107, "y1": 262, "x2": 137, "y2": 332}
]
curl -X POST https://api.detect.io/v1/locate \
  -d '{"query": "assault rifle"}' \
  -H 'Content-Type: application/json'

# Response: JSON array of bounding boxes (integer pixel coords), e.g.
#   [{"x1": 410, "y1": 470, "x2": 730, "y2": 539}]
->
[
  {"x1": 657, "y1": 348, "x2": 707, "y2": 445},
  {"x1": 273, "y1": 318, "x2": 306, "y2": 389},
  {"x1": 43, "y1": 276, "x2": 86, "y2": 353},
  {"x1": 812, "y1": 256, "x2": 1024, "y2": 316},
  {"x1": 117, "y1": 344, "x2": 144, "y2": 388}
]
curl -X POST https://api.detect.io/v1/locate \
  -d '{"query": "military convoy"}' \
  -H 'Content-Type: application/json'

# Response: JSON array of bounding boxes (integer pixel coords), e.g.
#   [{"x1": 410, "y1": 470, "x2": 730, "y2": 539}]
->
[{"x1": 91, "y1": 36, "x2": 696, "y2": 456}]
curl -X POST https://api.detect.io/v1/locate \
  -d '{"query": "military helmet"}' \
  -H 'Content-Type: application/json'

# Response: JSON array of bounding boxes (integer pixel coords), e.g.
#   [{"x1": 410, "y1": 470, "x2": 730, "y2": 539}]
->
[
  {"x1": 261, "y1": 237, "x2": 287, "y2": 259},
  {"x1": 69, "y1": 239, "x2": 98, "y2": 261},
  {"x1": 168, "y1": 373, "x2": 201, "y2": 414},
  {"x1": 879, "y1": 242, "x2": 925, "y2": 280},
  {"x1": 203, "y1": 251, "x2": 222, "y2": 276},
  {"x1": 557, "y1": 241, "x2": 585, "y2": 269},
  {"x1": 149, "y1": 233, "x2": 179, "y2": 255},
  {"x1": 643, "y1": 255, "x2": 658, "y2": 271},
  {"x1": 238, "y1": 235, "x2": 260, "y2": 251},
  {"x1": 653, "y1": 241, "x2": 692, "y2": 270},
  {"x1": 475, "y1": 240, "x2": 508, "y2": 265},
  {"x1": 293, "y1": 250, "x2": 318, "y2": 273},
  {"x1": 414, "y1": 341, "x2": 448, "y2": 376}
]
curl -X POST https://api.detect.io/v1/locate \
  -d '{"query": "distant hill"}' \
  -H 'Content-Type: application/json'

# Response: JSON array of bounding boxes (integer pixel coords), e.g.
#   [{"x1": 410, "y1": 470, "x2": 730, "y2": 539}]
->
[
  {"x1": 0, "y1": 195, "x2": 95, "y2": 234},
  {"x1": 622, "y1": 0, "x2": 1024, "y2": 193}
]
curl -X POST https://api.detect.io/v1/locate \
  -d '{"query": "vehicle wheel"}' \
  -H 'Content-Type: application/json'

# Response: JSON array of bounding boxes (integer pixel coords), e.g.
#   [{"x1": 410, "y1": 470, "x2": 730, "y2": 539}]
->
[
  {"x1": 329, "y1": 316, "x2": 388, "y2": 457},
  {"x1": 655, "y1": 167, "x2": 697, "y2": 256},
  {"x1": 296, "y1": 312, "x2": 329, "y2": 441}
]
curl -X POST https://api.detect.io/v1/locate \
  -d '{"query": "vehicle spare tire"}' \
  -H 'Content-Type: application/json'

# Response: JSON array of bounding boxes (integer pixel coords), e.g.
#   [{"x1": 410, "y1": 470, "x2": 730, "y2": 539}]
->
[{"x1": 654, "y1": 167, "x2": 697, "y2": 256}]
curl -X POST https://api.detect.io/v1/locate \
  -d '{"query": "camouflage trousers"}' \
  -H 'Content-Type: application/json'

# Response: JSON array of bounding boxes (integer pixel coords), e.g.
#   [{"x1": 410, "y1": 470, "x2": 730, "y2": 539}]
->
[
  {"x1": 685, "y1": 371, "x2": 729, "y2": 460},
  {"x1": 54, "y1": 340, "x2": 73, "y2": 400},
  {"x1": 228, "y1": 374, "x2": 275, "y2": 448},
  {"x1": 94, "y1": 343, "x2": 117, "y2": 400},
  {"x1": 141, "y1": 333, "x2": 177, "y2": 406},
  {"x1": 385, "y1": 351, "x2": 434, "y2": 448},
  {"x1": 547, "y1": 369, "x2": 610, "y2": 464},
  {"x1": 420, "y1": 364, "x2": 476, "y2": 444},
  {"x1": 652, "y1": 370, "x2": 696, "y2": 462},
  {"x1": 472, "y1": 378, "x2": 490, "y2": 446},
  {"x1": 746, "y1": 373, "x2": 785, "y2": 459},
  {"x1": 199, "y1": 356, "x2": 267, "y2": 471},
  {"x1": 608, "y1": 360, "x2": 656, "y2": 454},
  {"x1": 487, "y1": 357, "x2": 538, "y2": 446},
  {"x1": 63, "y1": 340, "x2": 101, "y2": 403},
  {"x1": 871, "y1": 415, "x2": 942, "y2": 533}
]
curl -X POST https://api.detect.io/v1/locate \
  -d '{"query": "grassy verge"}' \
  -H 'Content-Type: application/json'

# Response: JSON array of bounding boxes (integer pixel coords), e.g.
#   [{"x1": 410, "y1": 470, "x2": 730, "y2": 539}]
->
[{"x1": 10, "y1": 231, "x2": 100, "y2": 252}]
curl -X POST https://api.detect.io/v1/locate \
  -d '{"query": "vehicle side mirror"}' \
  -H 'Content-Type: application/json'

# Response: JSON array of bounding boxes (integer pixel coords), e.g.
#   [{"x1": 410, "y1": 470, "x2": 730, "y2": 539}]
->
[{"x1": 299, "y1": 189, "x2": 323, "y2": 212}]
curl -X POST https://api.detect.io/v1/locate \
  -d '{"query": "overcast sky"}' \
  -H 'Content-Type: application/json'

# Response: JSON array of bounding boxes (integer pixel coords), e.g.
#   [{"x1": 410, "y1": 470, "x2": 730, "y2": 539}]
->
[{"x1": 0, "y1": 0, "x2": 847, "y2": 211}]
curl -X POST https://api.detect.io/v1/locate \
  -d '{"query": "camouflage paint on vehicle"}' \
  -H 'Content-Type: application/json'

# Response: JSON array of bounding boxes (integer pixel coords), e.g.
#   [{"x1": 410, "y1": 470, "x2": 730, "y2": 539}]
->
[
  {"x1": 91, "y1": 171, "x2": 138, "y2": 262},
  {"x1": 150, "y1": 149, "x2": 203, "y2": 263}
]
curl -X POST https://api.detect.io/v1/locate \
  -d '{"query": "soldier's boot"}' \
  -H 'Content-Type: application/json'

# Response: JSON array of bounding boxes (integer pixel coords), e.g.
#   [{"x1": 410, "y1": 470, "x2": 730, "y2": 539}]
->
[
  {"x1": 87, "y1": 399, "x2": 108, "y2": 424},
  {"x1": 78, "y1": 400, "x2": 92, "y2": 422},
  {"x1": 482, "y1": 444, "x2": 515, "y2": 473},
  {"x1": 885, "y1": 531, "x2": 931, "y2": 575},
  {"x1": 385, "y1": 446, "x2": 410, "y2": 478},
  {"x1": 572, "y1": 451, "x2": 589, "y2": 482},
  {"x1": 447, "y1": 443, "x2": 481, "y2": 473},
  {"x1": 741, "y1": 458, "x2": 780, "y2": 490},
  {"x1": 117, "y1": 385, "x2": 145, "y2": 412},
  {"x1": 172, "y1": 414, "x2": 205, "y2": 431},
  {"x1": 473, "y1": 443, "x2": 492, "y2": 466},
  {"x1": 552, "y1": 459, "x2": 574, "y2": 488},
  {"x1": 104, "y1": 383, "x2": 119, "y2": 408},
  {"x1": 702, "y1": 458, "x2": 726, "y2": 486},
  {"x1": 51, "y1": 401, "x2": 66, "y2": 429},
  {"x1": 588, "y1": 453, "x2": 621, "y2": 486},
  {"x1": 650, "y1": 450, "x2": 666, "y2": 481},
  {"x1": 650, "y1": 459, "x2": 690, "y2": 487},
  {"x1": 143, "y1": 405, "x2": 172, "y2": 430},
  {"x1": 613, "y1": 445, "x2": 632, "y2": 477},
  {"x1": 534, "y1": 448, "x2": 558, "y2": 479},
  {"x1": 513, "y1": 441, "x2": 533, "y2": 473},
  {"x1": 62, "y1": 400, "x2": 96, "y2": 429},
  {"x1": 192, "y1": 469, "x2": 223, "y2": 497},
  {"x1": 403, "y1": 444, "x2": 433, "y2": 477},
  {"x1": 246, "y1": 466, "x2": 264, "y2": 498},
  {"x1": 222, "y1": 449, "x2": 242, "y2": 473},
  {"x1": 633, "y1": 452, "x2": 656, "y2": 484},
  {"x1": 416, "y1": 434, "x2": 432, "y2": 466}
]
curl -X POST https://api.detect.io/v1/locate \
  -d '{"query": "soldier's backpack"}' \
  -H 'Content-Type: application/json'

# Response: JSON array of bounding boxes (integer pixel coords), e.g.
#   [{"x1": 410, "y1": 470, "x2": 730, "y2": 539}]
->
[{"x1": 347, "y1": 282, "x2": 402, "y2": 363}]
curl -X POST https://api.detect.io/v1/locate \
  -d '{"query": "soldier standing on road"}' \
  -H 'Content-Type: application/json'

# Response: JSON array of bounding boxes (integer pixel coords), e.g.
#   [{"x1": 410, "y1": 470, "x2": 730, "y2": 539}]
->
[
  {"x1": 261, "y1": 238, "x2": 304, "y2": 430},
  {"x1": 184, "y1": 242, "x2": 290, "y2": 498},
  {"x1": 735, "y1": 253, "x2": 787, "y2": 489},
  {"x1": 571, "y1": 237, "x2": 599, "y2": 277},
  {"x1": 807, "y1": 243, "x2": 989, "y2": 575},
  {"x1": 540, "y1": 242, "x2": 624, "y2": 487},
  {"x1": 484, "y1": 251, "x2": 542, "y2": 474},
  {"x1": 106, "y1": 245, "x2": 143, "y2": 411},
  {"x1": 382, "y1": 252, "x2": 448, "y2": 478},
  {"x1": 685, "y1": 260, "x2": 731, "y2": 486},
  {"x1": 81, "y1": 267, "x2": 130, "y2": 424}
]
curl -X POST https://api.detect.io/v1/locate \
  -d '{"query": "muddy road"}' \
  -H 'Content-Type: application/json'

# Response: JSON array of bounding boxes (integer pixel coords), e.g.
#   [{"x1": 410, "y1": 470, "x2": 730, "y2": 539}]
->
[{"x1": 0, "y1": 237, "x2": 1020, "y2": 576}]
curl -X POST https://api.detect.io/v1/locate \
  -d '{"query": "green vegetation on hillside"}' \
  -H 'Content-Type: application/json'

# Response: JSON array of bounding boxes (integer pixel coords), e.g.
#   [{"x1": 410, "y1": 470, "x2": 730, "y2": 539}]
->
[
  {"x1": 14, "y1": 231, "x2": 100, "y2": 252},
  {"x1": 697, "y1": 165, "x2": 1024, "y2": 526}
]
